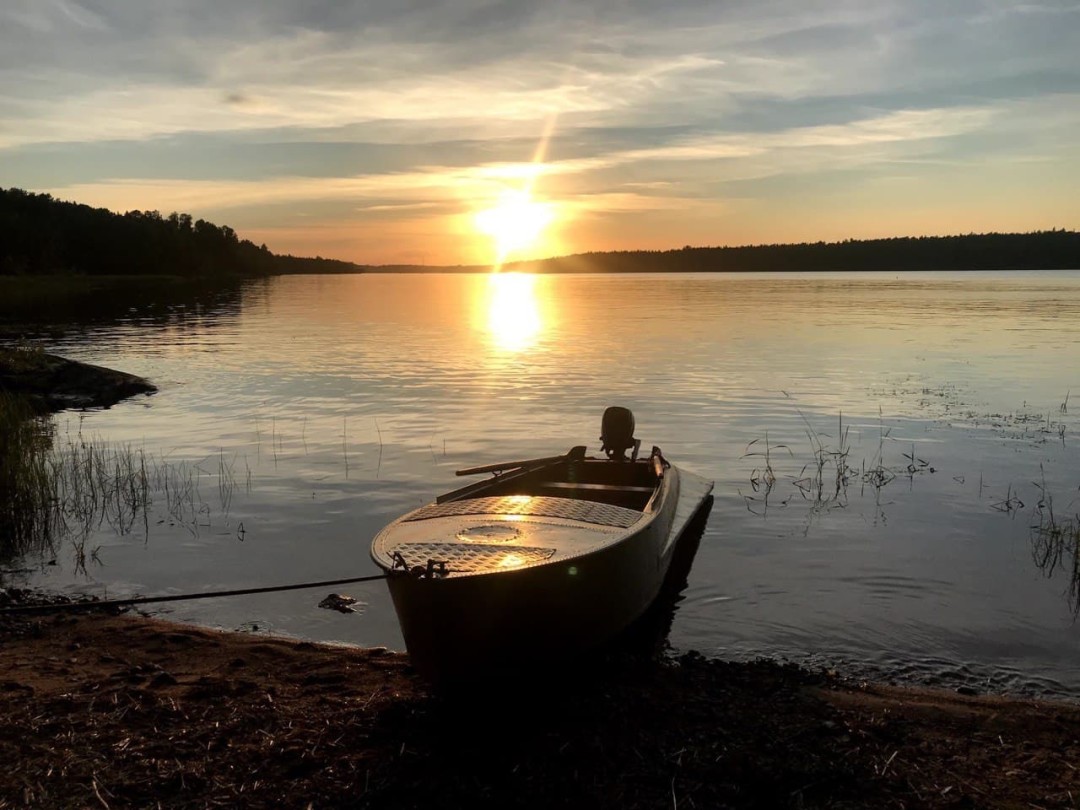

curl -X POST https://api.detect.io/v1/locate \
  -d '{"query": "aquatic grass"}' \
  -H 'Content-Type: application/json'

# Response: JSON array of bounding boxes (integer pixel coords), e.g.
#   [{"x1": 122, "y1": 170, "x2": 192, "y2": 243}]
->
[
  {"x1": 900, "y1": 443, "x2": 934, "y2": 479},
  {"x1": 740, "y1": 433, "x2": 790, "y2": 515},
  {"x1": 43, "y1": 436, "x2": 156, "y2": 570},
  {"x1": 739, "y1": 410, "x2": 935, "y2": 521},
  {"x1": 1029, "y1": 468, "x2": 1080, "y2": 616},
  {"x1": 990, "y1": 485, "x2": 1024, "y2": 515},
  {"x1": 742, "y1": 432, "x2": 788, "y2": 491},
  {"x1": 792, "y1": 411, "x2": 852, "y2": 508},
  {"x1": 2, "y1": 407, "x2": 247, "y2": 570},
  {"x1": 217, "y1": 450, "x2": 236, "y2": 515},
  {"x1": 272, "y1": 416, "x2": 281, "y2": 466},
  {"x1": 343, "y1": 416, "x2": 350, "y2": 478},
  {"x1": 374, "y1": 417, "x2": 384, "y2": 479},
  {"x1": 859, "y1": 409, "x2": 895, "y2": 493},
  {"x1": 0, "y1": 392, "x2": 60, "y2": 561}
]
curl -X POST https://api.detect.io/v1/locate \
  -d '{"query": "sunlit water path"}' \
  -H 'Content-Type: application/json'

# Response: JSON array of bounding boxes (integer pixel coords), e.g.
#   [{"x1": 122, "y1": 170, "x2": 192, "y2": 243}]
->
[{"x1": 9, "y1": 271, "x2": 1080, "y2": 699}]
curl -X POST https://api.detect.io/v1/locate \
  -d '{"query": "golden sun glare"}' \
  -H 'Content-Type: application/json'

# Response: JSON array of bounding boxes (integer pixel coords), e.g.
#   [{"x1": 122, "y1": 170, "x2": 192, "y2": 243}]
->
[
  {"x1": 485, "y1": 272, "x2": 542, "y2": 352},
  {"x1": 474, "y1": 189, "x2": 554, "y2": 266}
]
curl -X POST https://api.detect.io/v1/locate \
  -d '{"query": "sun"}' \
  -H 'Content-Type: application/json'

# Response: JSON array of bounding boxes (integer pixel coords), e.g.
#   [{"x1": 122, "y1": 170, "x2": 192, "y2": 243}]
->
[{"x1": 474, "y1": 189, "x2": 554, "y2": 267}]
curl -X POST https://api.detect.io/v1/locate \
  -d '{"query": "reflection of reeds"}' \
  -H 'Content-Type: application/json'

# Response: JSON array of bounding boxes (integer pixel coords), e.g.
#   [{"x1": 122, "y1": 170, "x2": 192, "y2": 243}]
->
[
  {"x1": 343, "y1": 416, "x2": 349, "y2": 478},
  {"x1": 743, "y1": 433, "x2": 786, "y2": 491},
  {"x1": 990, "y1": 484, "x2": 1023, "y2": 515},
  {"x1": 740, "y1": 432, "x2": 789, "y2": 515},
  {"x1": 0, "y1": 393, "x2": 59, "y2": 561},
  {"x1": 217, "y1": 450, "x2": 236, "y2": 516},
  {"x1": 374, "y1": 417, "x2": 383, "y2": 479},
  {"x1": 1, "y1": 407, "x2": 242, "y2": 569},
  {"x1": 793, "y1": 411, "x2": 851, "y2": 507},
  {"x1": 57, "y1": 438, "x2": 148, "y2": 538},
  {"x1": 1030, "y1": 469, "x2": 1080, "y2": 616},
  {"x1": 740, "y1": 411, "x2": 932, "y2": 519}
]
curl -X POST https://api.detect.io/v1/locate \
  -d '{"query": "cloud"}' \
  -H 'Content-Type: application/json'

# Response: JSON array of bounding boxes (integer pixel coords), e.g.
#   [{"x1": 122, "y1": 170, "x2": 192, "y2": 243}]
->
[
  {"x1": 4, "y1": 0, "x2": 1079, "y2": 260},
  {"x1": 43, "y1": 101, "x2": 1008, "y2": 221},
  {"x1": 0, "y1": 47, "x2": 729, "y2": 150},
  {"x1": 9, "y1": 1, "x2": 1075, "y2": 151},
  {"x1": 5, "y1": 4, "x2": 1077, "y2": 153}
]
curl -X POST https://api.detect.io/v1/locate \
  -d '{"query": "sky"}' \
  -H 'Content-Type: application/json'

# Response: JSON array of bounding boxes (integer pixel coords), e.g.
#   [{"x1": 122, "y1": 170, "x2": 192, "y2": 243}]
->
[{"x1": 2, "y1": 0, "x2": 1079, "y2": 266}]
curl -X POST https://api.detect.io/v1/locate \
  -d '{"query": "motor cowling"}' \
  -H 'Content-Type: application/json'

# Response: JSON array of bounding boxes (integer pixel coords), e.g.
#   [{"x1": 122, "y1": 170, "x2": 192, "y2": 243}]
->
[{"x1": 600, "y1": 406, "x2": 637, "y2": 461}]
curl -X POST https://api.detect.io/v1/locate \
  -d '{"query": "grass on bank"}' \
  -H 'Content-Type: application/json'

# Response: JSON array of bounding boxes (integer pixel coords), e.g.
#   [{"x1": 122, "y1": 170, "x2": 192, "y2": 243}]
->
[{"x1": 0, "y1": 341, "x2": 47, "y2": 373}]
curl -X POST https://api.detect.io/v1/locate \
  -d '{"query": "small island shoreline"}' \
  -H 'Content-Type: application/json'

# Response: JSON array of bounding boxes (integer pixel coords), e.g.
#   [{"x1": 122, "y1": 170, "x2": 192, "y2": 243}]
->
[
  {"x1": 0, "y1": 348, "x2": 156, "y2": 413},
  {"x1": 0, "y1": 605, "x2": 1076, "y2": 809}
]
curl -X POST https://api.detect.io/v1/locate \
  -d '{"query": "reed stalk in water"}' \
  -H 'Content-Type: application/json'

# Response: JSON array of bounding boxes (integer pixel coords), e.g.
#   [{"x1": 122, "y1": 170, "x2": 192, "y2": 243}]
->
[
  {"x1": 1029, "y1": 467, "x2": 1080, "y2": 616},
  {"x1": 0, "y1": 392, "x2": 59, "y2": 560},
  {"x1": 1, "y1": 404, "x2": 243, "y2": 569}
]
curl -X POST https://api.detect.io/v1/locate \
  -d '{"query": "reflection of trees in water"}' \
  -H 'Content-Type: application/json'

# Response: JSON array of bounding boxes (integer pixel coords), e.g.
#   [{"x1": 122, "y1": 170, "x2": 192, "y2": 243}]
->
[
  {"x1": 1030, "y1": 480, "x2": 1080, "y2": 617},
  {"x1": 0, "y1": 277, "x2": 247, "y2": 334}
]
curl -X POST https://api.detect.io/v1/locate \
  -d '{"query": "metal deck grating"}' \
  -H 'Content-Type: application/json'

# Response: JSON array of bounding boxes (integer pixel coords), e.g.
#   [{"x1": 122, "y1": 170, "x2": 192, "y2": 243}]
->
[
  {"x1": 393, "y1": 542, "x2": 555, "y2": 574},
  {"x1": 405, "y1": 495, "x2": 642, "y2": 529}
]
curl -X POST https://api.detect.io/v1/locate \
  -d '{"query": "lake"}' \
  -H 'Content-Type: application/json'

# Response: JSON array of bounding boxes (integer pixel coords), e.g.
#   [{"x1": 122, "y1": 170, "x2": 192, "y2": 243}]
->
[{"x1": 8, "y1": 271, "x2": 1080, "y2": 699}]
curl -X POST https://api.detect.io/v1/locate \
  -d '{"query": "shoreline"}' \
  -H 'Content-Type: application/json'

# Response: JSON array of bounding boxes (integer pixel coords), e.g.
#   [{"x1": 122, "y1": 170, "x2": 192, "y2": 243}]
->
[
  {"x1": 1, "y1": 609, "x2": 1077, "y2": 808},
  {"x1": 0, "y1": 348, "x2": 156, "y2": 413},
  {"x1": 2, "y1": 310, "x2": 1078, "y2": 806}
]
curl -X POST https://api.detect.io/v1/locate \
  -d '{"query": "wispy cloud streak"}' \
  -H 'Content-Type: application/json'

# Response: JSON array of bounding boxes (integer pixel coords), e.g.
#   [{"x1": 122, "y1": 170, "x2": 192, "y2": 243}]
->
[{"x1": 2, "y1": 0, "x2": 1078, "y2": 260}]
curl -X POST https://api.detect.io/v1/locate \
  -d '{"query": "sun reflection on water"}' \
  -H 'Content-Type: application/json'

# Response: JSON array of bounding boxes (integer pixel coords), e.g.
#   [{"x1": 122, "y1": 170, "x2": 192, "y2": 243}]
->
[{"x1": 484, "y1": 273, "x2": 545, "y2": 352}]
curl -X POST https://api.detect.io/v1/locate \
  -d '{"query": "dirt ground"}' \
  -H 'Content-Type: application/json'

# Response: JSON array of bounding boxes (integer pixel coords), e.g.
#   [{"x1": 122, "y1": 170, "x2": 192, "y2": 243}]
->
[{"x1": 1, "y1": 606, "x2": 1078, "y2": 810}]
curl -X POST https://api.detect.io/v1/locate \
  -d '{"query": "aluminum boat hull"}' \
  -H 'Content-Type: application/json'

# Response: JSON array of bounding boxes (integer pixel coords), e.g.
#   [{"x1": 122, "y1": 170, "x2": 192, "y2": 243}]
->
[{"x1": 371, "y1": 451, "x2": 713, "y2": 684}]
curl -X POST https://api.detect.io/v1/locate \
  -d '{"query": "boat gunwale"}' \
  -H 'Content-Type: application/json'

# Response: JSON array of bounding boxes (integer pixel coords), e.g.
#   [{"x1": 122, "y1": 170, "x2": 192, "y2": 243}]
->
[{"x1": 370, "y1": 468, "x2": 680, "y2": 579}]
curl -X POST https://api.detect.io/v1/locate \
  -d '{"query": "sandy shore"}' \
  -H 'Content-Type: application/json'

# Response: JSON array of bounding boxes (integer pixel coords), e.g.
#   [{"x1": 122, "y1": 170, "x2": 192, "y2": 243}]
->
[{"x1": 1, "y1": 609, "x2": 1078, "y2": 809}]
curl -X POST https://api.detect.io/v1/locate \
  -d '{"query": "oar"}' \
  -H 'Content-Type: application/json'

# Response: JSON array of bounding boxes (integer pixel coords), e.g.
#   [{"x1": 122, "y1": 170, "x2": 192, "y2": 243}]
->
[{"x1": 454, "y1": 445, "x2": 586, "y2": 476}]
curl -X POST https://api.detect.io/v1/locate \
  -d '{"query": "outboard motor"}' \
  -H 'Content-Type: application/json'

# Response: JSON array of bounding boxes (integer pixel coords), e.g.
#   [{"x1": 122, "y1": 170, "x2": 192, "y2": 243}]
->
[{"x1": 600, "y1": 406, "x2": 641, "y2": 461}]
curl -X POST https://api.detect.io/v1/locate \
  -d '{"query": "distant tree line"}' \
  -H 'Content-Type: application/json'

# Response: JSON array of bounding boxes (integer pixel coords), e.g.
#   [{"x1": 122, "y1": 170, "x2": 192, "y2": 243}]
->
[
  {"x1": 4, "y1": 186, "x2": 1078, "y2": 276},
  {"x1": 0, "y1": 188, "x2": 360, "y2": 277},
  {"x1": 513, "y1": 230, "x2": 1080, "y2": 273}
]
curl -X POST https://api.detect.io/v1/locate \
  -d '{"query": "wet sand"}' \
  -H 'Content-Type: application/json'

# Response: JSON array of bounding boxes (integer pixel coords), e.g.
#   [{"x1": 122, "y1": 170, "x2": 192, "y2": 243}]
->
[{"x1": 1, "y1": 610, "x2": 1077, "y2": 809}]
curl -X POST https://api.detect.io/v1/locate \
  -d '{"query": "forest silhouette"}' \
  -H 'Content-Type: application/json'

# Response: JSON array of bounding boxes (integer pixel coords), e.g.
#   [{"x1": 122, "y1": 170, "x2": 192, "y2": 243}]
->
[
  {"x1": 516, "y1": 229, "x2": 1080, "y2": 274},
  {"x1": 3, "y1": 187, "x2": 1078, "y2": 276},
  {"x1": 0, "y1": 188, "x2": 358, "y2": 277}
]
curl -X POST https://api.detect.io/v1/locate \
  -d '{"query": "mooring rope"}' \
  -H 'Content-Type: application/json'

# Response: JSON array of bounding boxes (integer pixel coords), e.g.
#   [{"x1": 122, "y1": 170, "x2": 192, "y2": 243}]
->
[{"x1": 0, "y1": 572, "x2": 390, "y2": 615}]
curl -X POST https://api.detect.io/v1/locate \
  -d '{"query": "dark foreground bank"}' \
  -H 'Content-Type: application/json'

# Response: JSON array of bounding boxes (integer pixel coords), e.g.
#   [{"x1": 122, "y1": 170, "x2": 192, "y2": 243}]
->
[{"x1": 0, "y1": 607, "x2": 1076, "y2": 809}]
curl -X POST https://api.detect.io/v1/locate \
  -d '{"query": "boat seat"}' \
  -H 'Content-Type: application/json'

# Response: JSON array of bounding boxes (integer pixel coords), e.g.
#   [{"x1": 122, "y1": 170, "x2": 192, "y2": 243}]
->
[
  {"x1": 540, "y1": 482, "x2": 655, "y2": 493},
  {"x1": 405, "y1": 495, "x2": 644, "y2": 528}
]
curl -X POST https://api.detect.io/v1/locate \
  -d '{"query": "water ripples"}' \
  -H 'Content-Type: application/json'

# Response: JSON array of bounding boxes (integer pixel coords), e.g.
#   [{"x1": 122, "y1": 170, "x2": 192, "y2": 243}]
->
[{"x1": 9, "y1": 270, "x2": 1080, "y2": 698}]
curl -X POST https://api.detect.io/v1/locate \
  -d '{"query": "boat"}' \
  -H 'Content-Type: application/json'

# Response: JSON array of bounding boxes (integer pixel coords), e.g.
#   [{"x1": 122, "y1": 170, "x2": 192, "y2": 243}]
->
[{"x1": 370, "y1": 407, "x2": 715, "y2": 683}]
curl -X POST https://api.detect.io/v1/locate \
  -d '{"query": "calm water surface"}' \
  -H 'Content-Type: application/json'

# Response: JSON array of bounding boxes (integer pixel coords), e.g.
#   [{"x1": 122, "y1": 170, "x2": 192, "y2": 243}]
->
[{"x1": 12, "y1": 271, "x2": 1080, "y2": 698}]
